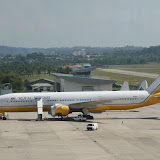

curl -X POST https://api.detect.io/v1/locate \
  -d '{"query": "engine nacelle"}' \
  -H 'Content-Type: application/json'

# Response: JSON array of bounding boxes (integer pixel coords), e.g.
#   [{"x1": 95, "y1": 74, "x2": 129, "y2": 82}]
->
[{"x1": 50, "y1": 104, "x2": 70, "y2": 116}]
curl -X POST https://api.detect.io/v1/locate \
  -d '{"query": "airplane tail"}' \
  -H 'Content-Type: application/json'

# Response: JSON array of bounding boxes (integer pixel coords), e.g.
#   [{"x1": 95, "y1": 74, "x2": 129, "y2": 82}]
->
[
  {"x1": 146, "y1": 75, "x2": 160, "y2": 94},
  {"x1": 138, "y1": 80, "x2": 148, "y2": 90},
  {"x1": 120, "y1": 81, "x2": 129, "y2": 91}
]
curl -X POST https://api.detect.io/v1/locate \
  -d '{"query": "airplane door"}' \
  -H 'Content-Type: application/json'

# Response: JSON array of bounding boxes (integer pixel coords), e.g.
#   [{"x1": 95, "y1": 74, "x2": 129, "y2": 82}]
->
[
  {"x1": 2, "y1": 99, "x2": 9, "y2": 106},
  {"x1": 139, "y1": 95, "x2": 144, "y2": 103}
]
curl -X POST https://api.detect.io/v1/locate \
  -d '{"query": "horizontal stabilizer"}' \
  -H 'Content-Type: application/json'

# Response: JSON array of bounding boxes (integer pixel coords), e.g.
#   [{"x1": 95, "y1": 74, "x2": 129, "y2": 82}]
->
[{"x1": 146, "y1": 75, "x2": 160, "y2": 94}]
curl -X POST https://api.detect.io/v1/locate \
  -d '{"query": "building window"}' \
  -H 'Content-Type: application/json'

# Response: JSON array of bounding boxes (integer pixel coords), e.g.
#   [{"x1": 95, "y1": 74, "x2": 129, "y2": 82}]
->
[
  {"x1": 39, "y1": 87, "x2": 43, "y2": 91},
  {"x1": 56, "y1": 82, "x2": 61, "y2": 92},
  {"x1": 47, "y1": 87, "x2": 50, "y2": 91}
]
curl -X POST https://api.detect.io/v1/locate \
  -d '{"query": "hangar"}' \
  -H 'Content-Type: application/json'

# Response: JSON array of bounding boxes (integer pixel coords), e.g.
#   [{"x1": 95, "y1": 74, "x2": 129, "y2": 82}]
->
[{"x1": 52, "y1": 67, "x2": 116, "y2": 92}]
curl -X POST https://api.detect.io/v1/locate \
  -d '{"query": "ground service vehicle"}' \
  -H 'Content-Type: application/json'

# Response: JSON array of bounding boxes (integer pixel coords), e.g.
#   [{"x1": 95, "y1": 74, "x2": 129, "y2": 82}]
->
[
  {"x1": 72, "y1": 115, "x2": 87, "y2": 121},
  {"x1": 87, "y1": 123, "x2": 98, "y2": 130}
]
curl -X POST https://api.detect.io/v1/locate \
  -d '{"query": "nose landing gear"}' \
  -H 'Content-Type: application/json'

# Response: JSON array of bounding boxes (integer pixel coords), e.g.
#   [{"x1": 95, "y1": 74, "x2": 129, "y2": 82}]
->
[{"x1": 2, "y1": 116, "x2": 7, "y2": 120}]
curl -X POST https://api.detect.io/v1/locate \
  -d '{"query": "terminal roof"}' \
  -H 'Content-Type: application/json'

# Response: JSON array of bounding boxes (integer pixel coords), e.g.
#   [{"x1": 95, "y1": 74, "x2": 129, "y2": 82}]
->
[{"x1": 52, "y1": 73, "x2": 116, "y2": 85}]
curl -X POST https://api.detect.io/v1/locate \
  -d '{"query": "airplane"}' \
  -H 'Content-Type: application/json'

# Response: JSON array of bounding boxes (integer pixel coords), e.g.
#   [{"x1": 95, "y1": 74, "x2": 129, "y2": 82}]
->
[
  {"x1": 0, "y1": 75, "x2": 160, "y2": 120},
  {"x1": 138, "y1": 80, "x2": 148, "y2": 90},
  {"x1": 120, "y1": 81, "x2": 129, "y2": 91}
]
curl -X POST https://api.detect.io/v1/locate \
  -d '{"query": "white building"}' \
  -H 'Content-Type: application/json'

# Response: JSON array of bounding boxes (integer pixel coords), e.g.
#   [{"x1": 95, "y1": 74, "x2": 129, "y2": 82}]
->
[
  {"x1": 53, "y1": 68, "x2": 115, "y2": 92},
  {"x1": 31, "y1": 83, "x2": 54, "y2": 92},
  {"x1": 31, "y1": 78, "x2": 54, "y2": 92}
]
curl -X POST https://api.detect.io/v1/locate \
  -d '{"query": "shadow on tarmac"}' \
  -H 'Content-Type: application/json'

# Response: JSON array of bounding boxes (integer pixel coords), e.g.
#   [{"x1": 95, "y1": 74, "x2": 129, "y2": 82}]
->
[
  {"x1": 2, "y1": 116, "x2": 160, "y2": 122},
  {"x1": 96, "y1": 117, "x2": 160, "y2": 120}
]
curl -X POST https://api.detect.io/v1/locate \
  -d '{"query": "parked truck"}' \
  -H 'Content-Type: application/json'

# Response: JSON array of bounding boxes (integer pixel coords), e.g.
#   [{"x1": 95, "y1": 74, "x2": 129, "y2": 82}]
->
[{"x1": 72, "y1": 115, "x2": 87, "y2": 121}]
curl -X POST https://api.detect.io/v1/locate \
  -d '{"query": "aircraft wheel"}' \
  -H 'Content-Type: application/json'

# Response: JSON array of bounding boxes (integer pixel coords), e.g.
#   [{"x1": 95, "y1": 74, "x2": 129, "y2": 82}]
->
[
  {"x1": 2, "y1": 117, "x2": 7, "y2": 120},
  {"x1": 86, "y1": 115, "x2": 94, "y2": 119}
]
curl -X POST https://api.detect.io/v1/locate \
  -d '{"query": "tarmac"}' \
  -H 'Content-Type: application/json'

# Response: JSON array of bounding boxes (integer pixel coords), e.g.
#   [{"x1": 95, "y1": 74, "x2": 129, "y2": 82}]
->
[{"x1": 1, "y1": 104, "x2": 160, "y2": 160}]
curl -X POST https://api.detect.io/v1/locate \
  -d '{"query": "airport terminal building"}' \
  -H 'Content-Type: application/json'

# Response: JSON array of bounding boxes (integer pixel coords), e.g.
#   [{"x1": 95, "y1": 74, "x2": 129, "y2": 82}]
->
[{"x1": 52, "y1": 67, "x2": 116, "y2": 92}]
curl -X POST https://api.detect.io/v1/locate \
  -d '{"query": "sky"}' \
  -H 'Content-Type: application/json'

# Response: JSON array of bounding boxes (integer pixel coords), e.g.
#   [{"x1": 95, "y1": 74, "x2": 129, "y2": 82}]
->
[{"x1": 0, "y1": 0, "x2": 160, "y2": 48}]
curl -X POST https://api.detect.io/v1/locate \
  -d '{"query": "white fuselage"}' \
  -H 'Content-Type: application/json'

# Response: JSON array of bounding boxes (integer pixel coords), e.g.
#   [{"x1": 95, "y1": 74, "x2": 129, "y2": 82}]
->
[{"x1": 0, "y1": 91, "x2": 149, "y2": 108}]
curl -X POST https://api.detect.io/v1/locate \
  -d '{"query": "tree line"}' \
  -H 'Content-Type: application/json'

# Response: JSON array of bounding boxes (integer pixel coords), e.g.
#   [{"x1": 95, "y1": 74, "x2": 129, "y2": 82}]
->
[{"x1": 0, "y1": 45, "x2": 160, "y2": 92}]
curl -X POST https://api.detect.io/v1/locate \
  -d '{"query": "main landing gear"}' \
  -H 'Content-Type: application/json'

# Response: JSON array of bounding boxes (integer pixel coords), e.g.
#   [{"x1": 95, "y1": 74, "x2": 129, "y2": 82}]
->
[
  {"x1": 83, "y1": 115, "x2": 94, "y2": 119},
  {"x1": 82, "y1": 108, "x2": 94, "y2": 119}
]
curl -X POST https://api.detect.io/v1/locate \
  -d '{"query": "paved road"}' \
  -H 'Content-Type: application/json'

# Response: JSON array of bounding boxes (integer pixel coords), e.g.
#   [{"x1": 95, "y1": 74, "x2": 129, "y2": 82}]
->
[{"x1": 98, "y1": 68, "x2": 159, "y2": 78}]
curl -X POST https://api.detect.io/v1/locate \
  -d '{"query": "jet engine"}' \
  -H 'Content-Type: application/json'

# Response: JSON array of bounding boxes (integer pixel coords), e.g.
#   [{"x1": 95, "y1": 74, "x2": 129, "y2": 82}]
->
[{"x1": 50, "y1": 104, "x2": 70, "y2": 116}]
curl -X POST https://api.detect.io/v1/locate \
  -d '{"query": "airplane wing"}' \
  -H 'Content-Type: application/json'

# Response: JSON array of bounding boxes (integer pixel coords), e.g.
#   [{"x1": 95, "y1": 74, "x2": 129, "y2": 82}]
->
[{"x1": 69, "y1": 98, "x2": 120, "y2": 109}]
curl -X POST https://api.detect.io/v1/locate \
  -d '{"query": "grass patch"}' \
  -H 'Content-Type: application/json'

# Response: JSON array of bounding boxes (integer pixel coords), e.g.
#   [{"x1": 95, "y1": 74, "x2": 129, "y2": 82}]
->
[{"x1": 91, "y1": 70, "x2": 155, "y2": 86}]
